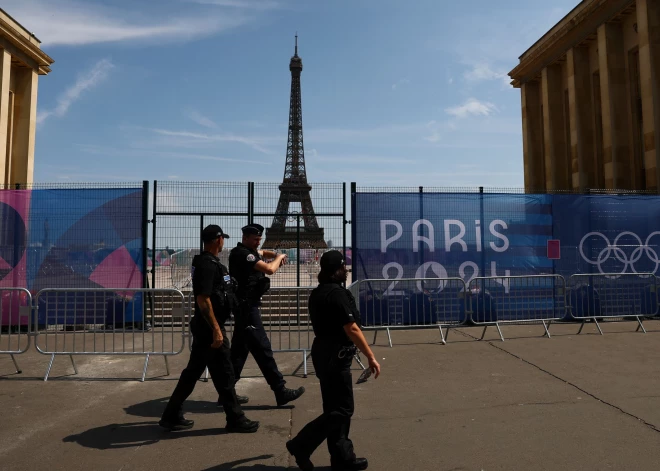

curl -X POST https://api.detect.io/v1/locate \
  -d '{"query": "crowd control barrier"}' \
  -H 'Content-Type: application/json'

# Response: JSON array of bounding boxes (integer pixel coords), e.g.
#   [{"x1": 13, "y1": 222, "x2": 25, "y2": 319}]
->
[
  {"x1": 34, "y1": 288, "x2": 186, "y2": 381},
  {"x1": 565, "y1": 273, "x2": 658, "y2": 335},
  {"x1": 349, "y1": 278, "x2": 468, "y2": 347},
  {"x1": 0, "y1": 288, "x2": 32, "y2": 374},
  {"x1": 466, "y1": 275, "x2": 567, "y2": 341}
]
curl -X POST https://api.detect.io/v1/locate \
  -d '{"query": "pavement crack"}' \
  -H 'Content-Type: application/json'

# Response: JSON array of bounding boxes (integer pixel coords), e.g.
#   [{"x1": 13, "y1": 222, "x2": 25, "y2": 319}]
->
[
  {"x1": 480, "y1": 334, "x2": 660, "y2": 435},
  {"x1": 287, "y1": 405, "x2": 293, "y2": 468}
]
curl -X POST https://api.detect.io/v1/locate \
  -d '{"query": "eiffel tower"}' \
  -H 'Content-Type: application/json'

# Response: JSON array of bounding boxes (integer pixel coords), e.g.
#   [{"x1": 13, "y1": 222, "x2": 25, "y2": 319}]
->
[{"x1": 263, "y1": 36, "x2": 327, "y2": 250}]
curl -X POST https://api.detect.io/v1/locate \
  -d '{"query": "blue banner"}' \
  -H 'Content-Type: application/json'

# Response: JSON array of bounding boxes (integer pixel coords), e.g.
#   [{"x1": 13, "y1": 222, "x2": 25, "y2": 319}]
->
[
  {"x1": 353, "y1": 192, "x2": 660, "y2": 284},
  {"x1": 552, "y1": 195, "x2": 660, "y2": 278}
]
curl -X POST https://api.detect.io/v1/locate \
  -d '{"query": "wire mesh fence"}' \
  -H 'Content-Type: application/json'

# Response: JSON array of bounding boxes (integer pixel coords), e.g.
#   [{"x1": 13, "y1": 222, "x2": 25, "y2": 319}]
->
[{"x1": 152, "y1": 181, "x2": 347, "y2": 290}]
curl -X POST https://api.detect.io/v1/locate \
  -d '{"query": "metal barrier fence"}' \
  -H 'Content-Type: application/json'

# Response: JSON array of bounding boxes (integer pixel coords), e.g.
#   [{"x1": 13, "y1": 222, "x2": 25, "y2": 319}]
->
[
  {"x1": 565, "y1": 273, "x2": 658, "y2": 335},
  {"x1": 185, "y1": 287, "x2": 315, "y2": 377},
  {"x1": 349, "y1": 278, "x2": 468, "y2": 347},
  {"x1": 2, "y1": 275, "x2": 658, "y2": 380},
  {"x1": 467, "y1": 275, "x2": 568, "y2": 341},
  {"x1": 0, "y1": 288, "x2": 32, "y2": 374},
  {"x1": 34, "y1": 288, "x2": 186, "y2": 381}
]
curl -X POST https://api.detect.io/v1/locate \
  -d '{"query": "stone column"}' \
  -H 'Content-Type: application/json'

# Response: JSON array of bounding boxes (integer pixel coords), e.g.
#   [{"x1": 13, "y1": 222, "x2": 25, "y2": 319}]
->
[
  {"x1": 0, "y1": 49, "x2": 10, "y2": 186},
  {"x1": 521, "y1": 81, "x2": 545, "y2": 191},
  {"x1": 567, "y1": 47, "x2": 595, "y2": 191},
  {"x1": 542, "y1": 64, "x2": 568, "y2": 190},
  {"x1": 598, "y1": 22, "x2": 632, "y2": 189},
  {"x1": 637, "y1": 0, "x2": 660, "y2": 192},
  {"x1": 10, "y1": 68, "x2": 37, "y2": 185}
]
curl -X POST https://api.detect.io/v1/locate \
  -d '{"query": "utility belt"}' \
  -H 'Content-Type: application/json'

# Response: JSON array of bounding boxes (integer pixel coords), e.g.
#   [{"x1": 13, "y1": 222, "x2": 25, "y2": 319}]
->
[
  {"x1": 251, "y1": 276, "x2": 271, "y2": 298},
  {"x1": 337, "y1": 345, "x2": 358, "y2": 359},
  {"x1": 237, "y1": 276, "x2": 270, "y2": 305},
  {"x1": 314, "y1": 339, "x2": 357, "y2": 359}
]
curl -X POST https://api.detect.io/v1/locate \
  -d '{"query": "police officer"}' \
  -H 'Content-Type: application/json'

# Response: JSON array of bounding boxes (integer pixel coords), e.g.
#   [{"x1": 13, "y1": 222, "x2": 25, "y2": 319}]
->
[
  {"x1": 286, "y1": 250, "x2": 381, "y2": 471},
  {"x1": 227, "y1": 223, "x2": 305, "y2": 407},
  {"x1": 159, "y1": 225, "x2": 259, "y2": 433}
]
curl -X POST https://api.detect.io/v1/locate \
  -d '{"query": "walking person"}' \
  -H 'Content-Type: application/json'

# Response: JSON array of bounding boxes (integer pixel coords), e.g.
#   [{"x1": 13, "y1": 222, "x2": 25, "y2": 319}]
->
[
  {"x1": 286, "y1": 250, "x2": 381, "y2": 471},
  {"x1": 226, "y1": 223, "x2": 305, "y2": 407},
  {"x1": 159, "y1": 225, "x2": 259, "y2": 433}
]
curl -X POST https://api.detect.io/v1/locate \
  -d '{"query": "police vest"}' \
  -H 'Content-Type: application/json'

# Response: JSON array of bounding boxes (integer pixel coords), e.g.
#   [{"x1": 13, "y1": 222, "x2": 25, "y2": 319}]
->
[{"x1": 192, "y1": 253, "x2": 238, "y2": 321}]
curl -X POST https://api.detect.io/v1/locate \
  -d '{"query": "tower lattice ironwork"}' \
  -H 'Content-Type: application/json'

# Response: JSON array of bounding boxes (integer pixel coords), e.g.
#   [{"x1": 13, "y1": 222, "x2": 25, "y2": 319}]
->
[{"x1": 263, "y1": 36, "x2": 326, "y2": 250}]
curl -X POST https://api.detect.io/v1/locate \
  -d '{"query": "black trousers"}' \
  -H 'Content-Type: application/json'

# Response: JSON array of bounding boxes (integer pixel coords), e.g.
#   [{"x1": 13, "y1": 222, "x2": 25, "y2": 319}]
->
[
  {"x1": 230, "y1": 304, "x2": 286, "y2": 392},
  {"x1": 163, "y1": 320, "x2": 243, "y2": 421},
  {"x1": 288, "y1": 340, "x2": 356, "y2": 466}
]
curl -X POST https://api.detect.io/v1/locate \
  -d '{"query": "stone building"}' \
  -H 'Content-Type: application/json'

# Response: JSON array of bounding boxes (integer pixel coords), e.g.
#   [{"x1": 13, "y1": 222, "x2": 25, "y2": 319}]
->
[
  {"x1": 509, "y1": 0, "x2": 660, "y2": 192},
  {"x1": 0, "y1": 8, "x2": 53, "y2": 186}
]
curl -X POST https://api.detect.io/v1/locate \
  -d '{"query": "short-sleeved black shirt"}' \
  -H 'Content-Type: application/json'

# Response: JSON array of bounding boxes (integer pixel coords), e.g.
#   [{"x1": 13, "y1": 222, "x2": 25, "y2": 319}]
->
[
  {"x1": 228, "y1": 242, "x2": 264, "y2": 299},
  {"x1": 309, "y1": 283, "x2": 359, "y2": 346},
  {"x1": 192, "y1": 251, "x2": 230, "y2": 325}
]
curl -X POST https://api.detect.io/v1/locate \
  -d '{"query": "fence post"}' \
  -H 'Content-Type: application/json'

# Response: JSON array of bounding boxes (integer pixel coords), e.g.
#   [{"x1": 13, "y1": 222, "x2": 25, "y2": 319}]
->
[
  {"x1": 248, "y1": 182, "x2": 254, "y2": 224},
  {"x1": 479, "y1": 187, "x2": 485, "y2": 279},
  {"x1": 12, "y1": 183, "x2": 22, "y2": 288},
  {"x1": 141, "y1": 181, "x2": 153, "y2": 322},
  {"x1": 141, "y1": 181, "x2": 149, "y2": 288},
  {"x1": 351, "y1": 182, "x2": 357, "y2": 281},
  {"x1": 151, "y1": 180, "x2": 157, "y2": 290},
  {"x1": 296, "y1": 214, "x2": 301, "y2": 325},
  {"x1": 199, "y1": 215, "x2": 204, "y2": 253},
  {"x1": 343, "y1": 181, "x2": 347, "y2": 262},
  {"x1": 419, "y1": 186, "x2": 424, "y2": 272}
]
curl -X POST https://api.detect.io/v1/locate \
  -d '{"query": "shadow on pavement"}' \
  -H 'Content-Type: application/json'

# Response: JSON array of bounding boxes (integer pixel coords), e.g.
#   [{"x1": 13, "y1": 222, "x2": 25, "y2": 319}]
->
[
  {"x1": 124, "y1": 397, "x2": 293, "y2": 418},
  {"x1": 200, "y1": 455, "x2": 332, "y2": 470},
  {"x1": 63, "y1": 421, "x2": 228, "y2": 450}
]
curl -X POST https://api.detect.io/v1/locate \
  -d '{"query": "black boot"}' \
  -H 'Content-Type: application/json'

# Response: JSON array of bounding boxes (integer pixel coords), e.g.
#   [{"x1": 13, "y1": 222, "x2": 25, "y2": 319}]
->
[
  {"x1": 286, "y1": 440, "x2": 314, "y2": 471},
  {"x1": 217, "y1": 395, "x2": 249, "y2": 406},
  {"x1": 331, "y1": 458, "x2": 368, "y2": 471},
  {"x1": 159, "y1": 412, "x2": 194, "y2": 432},
  {"x1": 226, "y1": 415, "x2": 259, "y2": 433},
  {"x1": 275, "y1": 386, "x2": 305, "y2": 406}
]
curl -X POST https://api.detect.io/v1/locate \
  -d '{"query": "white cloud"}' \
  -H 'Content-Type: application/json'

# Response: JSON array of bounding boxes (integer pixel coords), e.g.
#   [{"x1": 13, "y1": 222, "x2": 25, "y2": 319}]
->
[
  {"x1": 187, "y1": 111, "x2": 218, "y2": 129},
  {"x1": 464, "y1": 63, "x2": 505, "y2": 81},
  {"x1": 149, "y1": 128, "x2": 279, "y2": 154},
  {"x1": 76, "y1": 143, "x2": 272, "y2": 165},
  {"x1": 391, "y1": 78, "x2": 410, "y2": 90},
  {"x1": 38, "y1": 58, "x2": 114, "y2": 125},
  {"x1": 463, "y1": 62, "x2": 512, "y2": 88},
  {"x1": 314, "y1": 153, "x2": 415, "y2": 164},
  {"x1": 3, "y1": 0, "x2": 252, "y2": 46},
  {"x1": 424, "y1": 120, "x2": 442, "y2": 143},
  {"x1": 189, "y1": 0, "x2": 281, "y2": 9},
  {"x1": 445, "y1": 98, "x2": 497, "y2": 119},
  {"x1": 305, "y1": 123, "x2": 419, "y2": 143}
]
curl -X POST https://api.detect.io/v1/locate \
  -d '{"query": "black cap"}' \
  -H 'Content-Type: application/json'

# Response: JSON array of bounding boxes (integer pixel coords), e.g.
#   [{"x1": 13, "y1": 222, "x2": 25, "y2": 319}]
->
[
  {"x1": 201, "y1": 224, "x2": 229, "y2": 243},
  {"x1": 241, "y1": 224, "x2": 264, "y2": 236},
  {"x1": 320, "y1": 250, "x2": 345, "y2": 272}
]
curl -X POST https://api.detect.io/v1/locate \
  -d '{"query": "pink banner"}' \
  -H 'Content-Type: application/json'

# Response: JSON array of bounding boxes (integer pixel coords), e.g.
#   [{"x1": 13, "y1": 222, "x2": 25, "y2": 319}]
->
[{"x1": 0, "y1": 190, "x2": 31, "y2": 326}]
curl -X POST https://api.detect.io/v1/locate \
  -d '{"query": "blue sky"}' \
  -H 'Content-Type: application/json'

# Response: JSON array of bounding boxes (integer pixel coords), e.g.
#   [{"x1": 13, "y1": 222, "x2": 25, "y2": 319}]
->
[{"x1": 10, "y1": 0, "x2": 576, "y2": 187}]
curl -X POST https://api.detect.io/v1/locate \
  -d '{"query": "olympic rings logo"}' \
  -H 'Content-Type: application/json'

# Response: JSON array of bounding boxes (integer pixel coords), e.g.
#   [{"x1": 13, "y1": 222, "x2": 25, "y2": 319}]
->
[{"x1": 579, "y1": 231, "x2": 660, "y2": 277}]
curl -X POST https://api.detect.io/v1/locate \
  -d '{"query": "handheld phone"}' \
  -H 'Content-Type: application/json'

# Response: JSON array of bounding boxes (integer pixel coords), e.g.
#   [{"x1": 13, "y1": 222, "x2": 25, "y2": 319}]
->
[{"x1": 356, "y1": 367, "x2": 372, "y2": 384}]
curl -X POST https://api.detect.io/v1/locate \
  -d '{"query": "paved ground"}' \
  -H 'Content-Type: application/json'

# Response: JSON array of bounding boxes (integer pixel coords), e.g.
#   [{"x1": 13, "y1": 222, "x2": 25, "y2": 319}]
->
[{"x1": 2, "y1": 320, "x2": 660, "y2": 470}]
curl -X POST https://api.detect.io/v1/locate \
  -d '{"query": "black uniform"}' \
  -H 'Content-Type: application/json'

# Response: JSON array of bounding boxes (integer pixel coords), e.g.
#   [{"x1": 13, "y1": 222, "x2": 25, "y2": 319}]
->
[
  {"x1": 287, "y1": 282, "x2": 361, "y2": 466},
  {"x1": 229, "y1": 242, "x2": 286, "y2": 392},
  {"x1": 162, "y1": 251, "x2": 244, "y2": 422}
]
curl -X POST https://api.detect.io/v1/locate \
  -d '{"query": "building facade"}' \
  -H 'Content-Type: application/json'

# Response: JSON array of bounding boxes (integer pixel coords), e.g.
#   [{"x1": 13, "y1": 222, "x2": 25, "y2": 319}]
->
[
  {"x1": 509, "y1": 0, "x2": 660, "y2": 192},
  {"x1": 0, "y1": 9, "x2": 53, "y2": 186}
]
